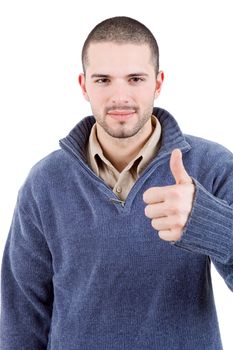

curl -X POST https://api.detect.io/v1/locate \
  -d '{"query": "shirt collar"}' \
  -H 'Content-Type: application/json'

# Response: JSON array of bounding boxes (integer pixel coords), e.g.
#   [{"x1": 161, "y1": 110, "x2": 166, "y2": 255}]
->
[{"x1": 87, "y1": 115, "x2": 162, "y2": 176}]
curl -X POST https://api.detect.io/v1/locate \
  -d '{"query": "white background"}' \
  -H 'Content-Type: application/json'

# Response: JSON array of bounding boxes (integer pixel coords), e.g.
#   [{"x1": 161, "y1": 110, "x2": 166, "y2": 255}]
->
[{"x1": 0, "y1": 1, "x2": 233, "y2": 348}]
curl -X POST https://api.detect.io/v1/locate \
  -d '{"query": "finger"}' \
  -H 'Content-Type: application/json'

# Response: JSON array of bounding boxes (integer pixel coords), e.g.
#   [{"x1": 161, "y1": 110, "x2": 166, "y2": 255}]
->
[
  {"x1": 144, "y1": 202, "x2": 169, "y2": 219},
  {"x1": 151, "y1": 214, "x2": 186, "y2": 231},
  {"x1": 158, "y1": 228, "x2": 182, "y2": 242},
  {"x1": 170, "y1": 149, "x2": 192, "y2": 185},
  {"x1": 151, "y1": 216, "x2": 173, "y2": 231},
  {"x1": 143, "y1": 186, "x2": 173, "y2": 204}
]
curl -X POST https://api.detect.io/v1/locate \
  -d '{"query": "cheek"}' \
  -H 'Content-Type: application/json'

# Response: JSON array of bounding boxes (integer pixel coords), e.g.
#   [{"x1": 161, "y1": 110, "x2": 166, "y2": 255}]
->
[
  {"x1": 88, "y1": 95, "x2": 106, "y2": 114},
  {"x1": 87, "y1": 87, "x2": 107, "y2": 104},
  {"x1": 137, "y1": 90, "x2": 156, "y2": 105},
  {"x1": 137, "y1": 84, "x2": 156, "y2": 99}
]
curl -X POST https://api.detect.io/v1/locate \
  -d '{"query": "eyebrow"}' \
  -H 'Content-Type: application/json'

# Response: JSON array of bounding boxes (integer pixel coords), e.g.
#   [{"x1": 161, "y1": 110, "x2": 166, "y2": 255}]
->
[{"x1": 90, "y1": 73, "x2": 149, "y2": 79}]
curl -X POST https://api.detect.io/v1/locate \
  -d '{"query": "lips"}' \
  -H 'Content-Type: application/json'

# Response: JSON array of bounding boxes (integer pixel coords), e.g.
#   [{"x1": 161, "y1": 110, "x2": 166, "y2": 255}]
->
[
  {"x1": 107, "y1": 110, "x2": 135, "y2": 115},
  {"x1": 107, "y1": 110, "x2": 136, "y2": 120}
]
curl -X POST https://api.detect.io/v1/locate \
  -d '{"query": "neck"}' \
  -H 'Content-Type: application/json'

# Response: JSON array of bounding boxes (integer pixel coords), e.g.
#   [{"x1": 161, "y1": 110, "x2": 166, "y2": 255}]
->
[{"x1": 96, "y1": 119, "x2": 154, "y2": 172}]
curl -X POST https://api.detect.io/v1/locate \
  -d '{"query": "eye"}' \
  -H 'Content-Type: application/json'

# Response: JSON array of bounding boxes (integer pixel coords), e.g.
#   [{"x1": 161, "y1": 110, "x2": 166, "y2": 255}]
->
[
  {"x1": 95, "y1": 78, "x2": 110, "y2": 84},
  {"x1": 129, "y1": 77, "x2": 145, "y2": 83}
]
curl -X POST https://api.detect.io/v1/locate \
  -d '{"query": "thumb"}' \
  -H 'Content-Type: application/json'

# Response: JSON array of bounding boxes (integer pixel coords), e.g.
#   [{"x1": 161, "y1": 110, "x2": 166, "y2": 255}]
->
[{"x1": 170, "y1": 149, "x2": 192, "y2": 184}]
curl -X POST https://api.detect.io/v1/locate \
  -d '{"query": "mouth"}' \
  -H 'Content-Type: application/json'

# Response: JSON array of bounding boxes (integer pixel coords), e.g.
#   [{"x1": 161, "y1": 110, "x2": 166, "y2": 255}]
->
[{"x1": 107, "y1": 110, "x2": 136, "y2": 121}]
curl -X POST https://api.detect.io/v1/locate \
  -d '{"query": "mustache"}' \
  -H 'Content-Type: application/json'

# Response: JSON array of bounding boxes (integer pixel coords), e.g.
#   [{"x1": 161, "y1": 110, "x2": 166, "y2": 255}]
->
[{"x1": 105, "y1": 106, "x2": 138, "y2": 113}]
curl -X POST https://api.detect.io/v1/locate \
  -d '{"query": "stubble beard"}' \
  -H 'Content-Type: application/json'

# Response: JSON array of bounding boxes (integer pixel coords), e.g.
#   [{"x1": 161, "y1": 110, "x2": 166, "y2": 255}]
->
[{"x1": 93, "y1": 105, "x2": 154, "y2": 139}]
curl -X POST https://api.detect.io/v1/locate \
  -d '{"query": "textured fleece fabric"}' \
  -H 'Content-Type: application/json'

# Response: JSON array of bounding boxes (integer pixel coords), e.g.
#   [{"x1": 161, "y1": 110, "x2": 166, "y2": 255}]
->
[{"x1": 1, "y1": 107, "x2": 233, "y2": 350}]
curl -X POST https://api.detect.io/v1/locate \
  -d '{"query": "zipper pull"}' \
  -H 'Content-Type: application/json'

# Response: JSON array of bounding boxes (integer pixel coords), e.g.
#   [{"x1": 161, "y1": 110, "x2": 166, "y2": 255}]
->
[{"x1": 109, "y1": 198, "x2": 125, "y2": 207}]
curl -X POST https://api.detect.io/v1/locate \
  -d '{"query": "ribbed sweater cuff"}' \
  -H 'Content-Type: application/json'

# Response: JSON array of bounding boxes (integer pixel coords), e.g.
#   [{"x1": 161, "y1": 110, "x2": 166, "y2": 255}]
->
[{"x1": 174, "y1": 177, "x2": 233, "y2": 264}]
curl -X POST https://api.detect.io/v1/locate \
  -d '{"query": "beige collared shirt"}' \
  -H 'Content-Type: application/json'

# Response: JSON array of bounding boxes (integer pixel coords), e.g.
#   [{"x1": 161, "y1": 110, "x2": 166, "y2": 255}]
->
[{"x1": 86, "y1": 115, "x2": 162, "y2": 201}]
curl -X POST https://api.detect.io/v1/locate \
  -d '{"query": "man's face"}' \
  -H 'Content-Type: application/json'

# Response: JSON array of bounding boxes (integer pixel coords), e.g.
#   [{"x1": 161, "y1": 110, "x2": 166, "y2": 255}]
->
[{"x1": 79, "y1": 42, "x2": 164, "y2": 139}]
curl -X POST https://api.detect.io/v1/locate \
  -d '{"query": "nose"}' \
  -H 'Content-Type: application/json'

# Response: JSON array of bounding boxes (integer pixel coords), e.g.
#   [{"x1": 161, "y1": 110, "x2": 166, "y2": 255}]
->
[{"x1": 110, "y1": 81, "x2": 131, "y2": 105}]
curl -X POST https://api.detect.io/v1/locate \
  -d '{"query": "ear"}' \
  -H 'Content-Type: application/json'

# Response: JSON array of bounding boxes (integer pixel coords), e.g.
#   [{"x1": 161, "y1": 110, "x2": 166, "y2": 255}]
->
[
  {"x1": 154, "y1": 70, "x2": 164, "y2": 99},
  {"x1": 78, "y1": 73, "x2": 90, "y2": 102}
]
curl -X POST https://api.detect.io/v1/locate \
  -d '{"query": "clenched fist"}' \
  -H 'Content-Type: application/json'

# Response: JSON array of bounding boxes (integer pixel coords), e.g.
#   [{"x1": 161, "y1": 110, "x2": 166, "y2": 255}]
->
[{"x1": 143, "y1": 148, "x2": 195, "y2": 242}]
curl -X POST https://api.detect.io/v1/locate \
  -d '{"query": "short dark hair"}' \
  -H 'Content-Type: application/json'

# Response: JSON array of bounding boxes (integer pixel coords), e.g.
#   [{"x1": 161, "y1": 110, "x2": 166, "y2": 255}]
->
[{"x1": 81, "y1": 16, "x2": 159, "y2": 75}]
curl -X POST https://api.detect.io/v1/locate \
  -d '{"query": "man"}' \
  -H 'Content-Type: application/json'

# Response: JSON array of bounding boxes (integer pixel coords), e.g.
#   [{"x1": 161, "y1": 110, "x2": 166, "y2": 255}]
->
[{"x1": 1, "y1": 16, "x2": 233, "y2": 350}]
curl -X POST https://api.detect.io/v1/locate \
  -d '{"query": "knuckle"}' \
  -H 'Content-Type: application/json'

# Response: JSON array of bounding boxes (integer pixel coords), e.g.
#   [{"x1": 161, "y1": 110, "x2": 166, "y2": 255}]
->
[
  {"x1": 158, "y1": 230, "x2": 164, "y2": 240},
  {"x1": 145, "y1": 205, "x2": 153, "y2": 218},
  {"x1": 168, "y1": 205, "x2": 179, "y2": 215},
  {"x1": 144, "y1": 206, "x2": 149, "y2": 216},
  {"x1": 151, "y1": 219, "x2": 158, "y2": 230},
  {"x1": 171, "y1": 228, "x2": 182, "y2": 241},
  {"x1": 174, "y1": 214, "x2": 185, "y2": 228},
  {"x1": 171, "y1": 188, "x2": 182, "y2": 200}
]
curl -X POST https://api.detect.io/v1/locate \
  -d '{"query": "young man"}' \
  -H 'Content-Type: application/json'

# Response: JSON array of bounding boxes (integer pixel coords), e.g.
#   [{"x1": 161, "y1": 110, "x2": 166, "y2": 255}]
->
[{"x1": 1, "y1": 16, "x2": 233, "y2": 350}]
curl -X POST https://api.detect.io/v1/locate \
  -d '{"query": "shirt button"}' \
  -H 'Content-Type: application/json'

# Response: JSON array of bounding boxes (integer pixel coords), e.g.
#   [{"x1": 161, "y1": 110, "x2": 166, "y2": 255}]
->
[{"x1": 116, "y1": 186, "x2": 122, "y2": 193}]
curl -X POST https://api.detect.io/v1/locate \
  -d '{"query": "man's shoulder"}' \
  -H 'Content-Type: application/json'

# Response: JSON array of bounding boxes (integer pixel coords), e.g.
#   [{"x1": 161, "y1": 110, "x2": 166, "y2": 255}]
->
[
  {"x1": 30, "y1": 149, "x2": 68, "y2": 176},
  {"x1": 184, "y1": 133, "x2": 233, "y2": 160},
  {"x1": 19, "y1": 149, "x2": 73, "y2": 195}
]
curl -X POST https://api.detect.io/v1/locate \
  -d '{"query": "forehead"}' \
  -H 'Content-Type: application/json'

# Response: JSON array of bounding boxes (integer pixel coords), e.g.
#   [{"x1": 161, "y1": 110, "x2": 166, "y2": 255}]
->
[{"x1": 86, "y1": 42, "x2": 153, "y2": 75}]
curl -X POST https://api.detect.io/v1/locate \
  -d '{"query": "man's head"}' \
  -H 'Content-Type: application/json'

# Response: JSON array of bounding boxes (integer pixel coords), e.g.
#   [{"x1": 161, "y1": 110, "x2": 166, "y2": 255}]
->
[
  {"x1": 79, "y1": 17, "x2": 164, "y2": 140},
  {"x1": 82, "y1": 16, "x2": 159, "y2": 76}
]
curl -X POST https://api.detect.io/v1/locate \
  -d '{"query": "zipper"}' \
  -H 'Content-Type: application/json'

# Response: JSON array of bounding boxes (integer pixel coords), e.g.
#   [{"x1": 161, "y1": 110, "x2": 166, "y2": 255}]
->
[
  {"x1": 59, "y1": 138, "x2": 191, "y2": 209},
  {"x1": 109, "y1": 198, "x2": 125, "y2": 207}
]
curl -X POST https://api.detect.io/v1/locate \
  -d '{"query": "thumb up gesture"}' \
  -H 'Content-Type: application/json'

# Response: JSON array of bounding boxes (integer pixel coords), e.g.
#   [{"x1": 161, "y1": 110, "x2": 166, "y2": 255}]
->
[{"x1": 143, "y1": 149, "x2": 195, "y2": 242}]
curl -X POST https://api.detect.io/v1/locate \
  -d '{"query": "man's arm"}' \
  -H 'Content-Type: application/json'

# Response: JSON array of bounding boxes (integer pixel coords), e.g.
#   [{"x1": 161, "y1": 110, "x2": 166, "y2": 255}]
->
[
  {"x1": 143, "y1": 148, "x2": 233, "y2": 291},
  {"x1": 0, "y1": 195, "x2": 53, "y2": 349},
  {"x1": 174, "y1": 177, "x2": 233, "y2": 291}
]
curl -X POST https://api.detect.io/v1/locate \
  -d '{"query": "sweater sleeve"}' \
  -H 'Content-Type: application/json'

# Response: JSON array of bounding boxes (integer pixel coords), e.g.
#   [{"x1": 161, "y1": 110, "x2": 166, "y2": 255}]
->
[
  {"x1": 0, "y1": 195, "x2": 53, "y2": 349},
  {"x1": 173, "y1": 177, "x2": 233, "y2": 292}
]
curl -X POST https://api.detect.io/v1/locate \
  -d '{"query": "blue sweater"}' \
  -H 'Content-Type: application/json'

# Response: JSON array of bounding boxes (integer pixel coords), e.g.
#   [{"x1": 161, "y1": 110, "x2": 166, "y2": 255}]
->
[{"x1": 1, "y1": 108, "x2": 233, "y2": 349}]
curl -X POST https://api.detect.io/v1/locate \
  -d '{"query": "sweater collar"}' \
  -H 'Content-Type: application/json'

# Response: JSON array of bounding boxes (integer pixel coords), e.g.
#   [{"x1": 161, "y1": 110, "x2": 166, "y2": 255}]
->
[
  {"x1": 154, "y1": 107, "x2": 191, "y2": 154},
  {"x1": 59, "y1": 107, "x2": 191, "y2": 164}
]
